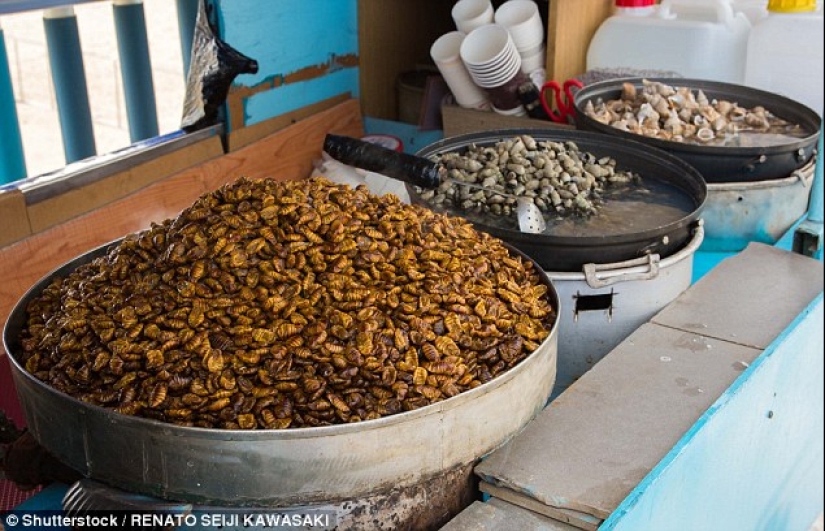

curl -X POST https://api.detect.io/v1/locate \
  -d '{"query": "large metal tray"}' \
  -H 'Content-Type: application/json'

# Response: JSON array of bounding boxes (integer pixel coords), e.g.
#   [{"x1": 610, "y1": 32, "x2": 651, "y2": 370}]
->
[{"x1": 3, "y1": 239, "x2": 559, "y2": 507}]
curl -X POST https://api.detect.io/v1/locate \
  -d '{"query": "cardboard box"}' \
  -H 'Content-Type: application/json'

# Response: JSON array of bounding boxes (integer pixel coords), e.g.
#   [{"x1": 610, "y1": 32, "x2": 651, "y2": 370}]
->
[{"x1": 441, "y1": 103, "x2": 573, "y2": 138}]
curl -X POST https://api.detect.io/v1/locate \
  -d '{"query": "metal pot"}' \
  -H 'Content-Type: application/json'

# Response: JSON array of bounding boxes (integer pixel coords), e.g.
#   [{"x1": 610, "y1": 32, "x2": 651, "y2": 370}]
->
[
  {"x1": 547, "y1": 224, "x2": 704, "y2": 396},
  {"x1": 409, "y1": 128, "x2": 706, "y2": 272},
  {"x1": 701, "y1": 160, "x2": 815, "y2": 252},
  {"x1": 3, "y1": 240, "x2": 559, "y2": 507},
  {"x1": 574, "y1": 77, "x2": 822, "y2": 183}
]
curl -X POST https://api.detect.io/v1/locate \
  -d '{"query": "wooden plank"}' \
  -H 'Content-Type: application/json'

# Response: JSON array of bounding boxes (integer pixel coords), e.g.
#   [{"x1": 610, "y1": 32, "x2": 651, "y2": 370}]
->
[
  {"x1": 0, "y1": 189, "x2": 31, "y2": 248},
  {"x1": 441, "y1": 104, "x2": 573, "y2": 138},
  {"x1": 227, "y1": 94, "x2": 350, "y2": 152},
  {"x1": 219, "y1": 98, "x2": 364, "y2": 182},
  {"x1": 358, "y1": 0, "x2": 454, "y2": 120},
  {"x1": 26, "y1": 137, "x2": 224, "y2": 234},
  {"x1": 0, "y1": 99, "x2": 364, "y2": 358},
  {"x1": 546, "y1": 0, "x2": 613, "y2": 83}
]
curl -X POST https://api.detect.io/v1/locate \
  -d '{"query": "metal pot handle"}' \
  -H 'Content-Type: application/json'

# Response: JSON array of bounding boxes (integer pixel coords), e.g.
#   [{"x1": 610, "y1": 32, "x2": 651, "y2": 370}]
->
[{"x1": 583, "y1": 254, "x2": 661, "y2": 288}]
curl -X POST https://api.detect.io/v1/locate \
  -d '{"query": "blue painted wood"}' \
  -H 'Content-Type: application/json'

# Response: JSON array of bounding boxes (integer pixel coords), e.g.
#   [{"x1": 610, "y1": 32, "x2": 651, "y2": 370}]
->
[
  {"x1": 43, "y1": 10, "x2": 96, "y2": 163},
  {"x1": 0, "y1": 26, "x2": 27, "y2": 183},
  {"x1": 212, "y1": 0, "x2": 358, "y2": 129},
  {"x1": 244, "y1": 68, "x2": 358, "y2": 125},
  {"x1": 602, "y1": 294, "x2": 824, "y2": 531},
  {"x1": 113, "y1": 1, "x2": 159, "y2": 143}
]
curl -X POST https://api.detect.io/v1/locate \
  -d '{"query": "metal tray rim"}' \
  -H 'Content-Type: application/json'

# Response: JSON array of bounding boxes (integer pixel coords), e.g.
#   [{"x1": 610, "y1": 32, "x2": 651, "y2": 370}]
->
[{"x1": 3, "y1": 237, "x2": 560, "y2": 442}]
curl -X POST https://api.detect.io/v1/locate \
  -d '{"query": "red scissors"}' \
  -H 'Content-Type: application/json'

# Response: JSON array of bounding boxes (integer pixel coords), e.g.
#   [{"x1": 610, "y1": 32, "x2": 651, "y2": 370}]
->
[{"x1": 540, "y1": 79, "x2": 584, "y2": 124}]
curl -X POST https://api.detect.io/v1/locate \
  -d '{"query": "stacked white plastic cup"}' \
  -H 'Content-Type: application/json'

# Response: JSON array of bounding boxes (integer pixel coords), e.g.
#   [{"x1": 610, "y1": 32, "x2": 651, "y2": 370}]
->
[
  {"x1": 460, "y1": 24, "x2": 528, "y2": 115},
  {"x1": 494, "y1": 0, "x2": 546, "y2": 82},
  {"x1": 451, "y1": 0, "x2": 495, "y2": 34},
  {"x1": 431, "y1": 31, "x2": 491, "y2": 111}
]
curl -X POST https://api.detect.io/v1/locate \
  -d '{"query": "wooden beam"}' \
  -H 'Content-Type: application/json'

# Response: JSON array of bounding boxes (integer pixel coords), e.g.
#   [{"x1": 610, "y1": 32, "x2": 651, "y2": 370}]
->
[
  {"x1": 227, "y1": 94, "x2": 351, "y2": 152},
  {"x1": 358, "y1": 0, "x2": 454, "y2": 120},
  {"x1": 26, "y1": 137, "x2": 224, "y2": 234},
  {"x1": 0, "y1": 189, "x2": 31, "y2": 248},
  {"x1": 546, "y1": 0, "x2": 613, "y2": 83}
]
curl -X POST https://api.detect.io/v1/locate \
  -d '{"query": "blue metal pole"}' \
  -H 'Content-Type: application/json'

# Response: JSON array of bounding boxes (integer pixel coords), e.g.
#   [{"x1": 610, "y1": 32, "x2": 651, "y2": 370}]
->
[
  {"x1": 0, "y1": 22, "x2": 27, "y2": 183},
  {"x1": 43, "y1": 7, "x2": 96, "y2": 163},
  {"x1": 113, "y1": 0, "x2": 159, "y2": 143},
  {"x1": 175, "y1": 0, "x2": 199, "y2": 78},
  {"x1": 793, "y1": 126, "x2": 824, "y2": 260}
]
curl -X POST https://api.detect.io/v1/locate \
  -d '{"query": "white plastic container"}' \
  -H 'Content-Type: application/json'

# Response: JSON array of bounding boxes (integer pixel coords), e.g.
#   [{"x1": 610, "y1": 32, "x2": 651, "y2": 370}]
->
[
  {"x1": 731, "y1": 0, "x2": 769, "y2": 24},
  {"x1": 548, "y1": 225, "x2": 704, "y2": 397},
  {"x1": 587, "y1": 0, "x2": 751, "y2": 83},
  {"x1": 744, "y1": 0, "x2": 824, "y2": 117}
]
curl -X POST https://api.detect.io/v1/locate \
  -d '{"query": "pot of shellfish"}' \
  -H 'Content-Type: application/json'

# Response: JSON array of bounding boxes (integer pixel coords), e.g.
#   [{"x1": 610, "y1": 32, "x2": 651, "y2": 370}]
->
[
  {"x1": 401, "y1": 129, "x2": 706, "y2": 396},
  {"x1": 3, "y1": 177, "x2": 560, "y2": 529},
  {"x1": 574, "y1": 77, "x2": 822, "y2": 252}
]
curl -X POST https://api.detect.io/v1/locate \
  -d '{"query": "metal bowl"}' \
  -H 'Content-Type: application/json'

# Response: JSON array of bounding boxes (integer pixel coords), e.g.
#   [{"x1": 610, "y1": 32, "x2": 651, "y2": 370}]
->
[
  {"x1": 409, "y1": 128, "x2": 706, "y2": 272},
  {"x1": 3, "y1": 239, "x2": 559, "y2": 506},
  {"x1": 574, "y1": 77, "x2": 822, "y2": 183}
]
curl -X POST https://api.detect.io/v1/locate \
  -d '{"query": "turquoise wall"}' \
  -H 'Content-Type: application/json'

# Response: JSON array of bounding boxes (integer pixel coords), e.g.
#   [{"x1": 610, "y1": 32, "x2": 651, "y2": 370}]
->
[{"x1": 212, "y1": 0, "x2": 359, "y2": 130}]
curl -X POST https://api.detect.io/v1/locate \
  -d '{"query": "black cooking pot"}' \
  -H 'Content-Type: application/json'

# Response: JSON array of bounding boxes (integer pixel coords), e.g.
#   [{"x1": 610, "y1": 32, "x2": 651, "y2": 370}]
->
[
  {"x1": 408, "y1": 129, "x2": 706, "y2": 272},
  {"x1": 573, "y1": 77, "x2": 822, "y2": 183}
]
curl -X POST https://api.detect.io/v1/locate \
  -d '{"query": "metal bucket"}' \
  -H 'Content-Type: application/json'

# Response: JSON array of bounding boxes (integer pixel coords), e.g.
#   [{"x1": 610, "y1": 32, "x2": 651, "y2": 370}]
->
[
  {"x1": 548, "y1": 224, "x2": 704, "y2": 396},
  {"x1": 3, "y1": 241, "x2": 559, "y2": 512},
  {"x1": 701, "y1": 161, "x2": 814, "y2": 252}
]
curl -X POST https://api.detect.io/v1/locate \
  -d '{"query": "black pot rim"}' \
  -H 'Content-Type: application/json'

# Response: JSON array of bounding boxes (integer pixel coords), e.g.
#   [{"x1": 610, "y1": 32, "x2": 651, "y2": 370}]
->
[
  {"x1": 412, "y1": 128, "x2": 707, "y2": 249},
  {"x1": 573, "y1": 77, "x2": 822, "y2": 156}
]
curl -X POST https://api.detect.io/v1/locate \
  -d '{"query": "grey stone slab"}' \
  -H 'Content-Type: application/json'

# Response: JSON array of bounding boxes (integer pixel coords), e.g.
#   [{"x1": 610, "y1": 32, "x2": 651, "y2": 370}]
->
[
  {"x1": 441, "y1": 498, "x2": 580, "y2": 531},
  {"x1": 651, "y1": 243, "x2": 824, "y2": 349},
  {"x1": 474, "y1": 322, "x2": 762, "y2": 520},
  {"x1": 480, "y1": 482, "x2": 602, "y2": 530}
]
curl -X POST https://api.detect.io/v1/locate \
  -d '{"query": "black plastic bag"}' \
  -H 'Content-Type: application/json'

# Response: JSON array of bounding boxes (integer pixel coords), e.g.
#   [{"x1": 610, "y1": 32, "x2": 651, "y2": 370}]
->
[{"x1": 181, "y1": 0, "x2": 259, "y2": 132}]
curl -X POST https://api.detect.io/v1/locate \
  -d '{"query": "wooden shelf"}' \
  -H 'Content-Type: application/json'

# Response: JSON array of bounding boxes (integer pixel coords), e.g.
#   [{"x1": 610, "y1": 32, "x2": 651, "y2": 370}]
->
[{"x1": 358, "y1": 0, "x2": 613, "y2": 121}]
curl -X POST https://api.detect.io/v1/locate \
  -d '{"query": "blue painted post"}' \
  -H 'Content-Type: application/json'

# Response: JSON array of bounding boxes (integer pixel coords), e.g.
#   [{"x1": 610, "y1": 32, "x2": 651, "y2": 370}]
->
[
  {"x1": 175, "y1": 0, "x2": 199, "y2": 78},
  {"x1": 808, "y1": 128, "x2": 823, "y2": 225},
  {"x1": 113, "y1": 0, "x2": 159, "y2": 143},
  {"x1": 793, "y1": 127, "x2": 824, "y2": 260},
  {"x1": 0, "y1": 22, "x2": 27, "y2": 183},
  {"x1": 43, "y1": 7, "x2": 96, "y2": 163},
  {"x1": 807, "y1": 129, "x2": 824, "y2": 260}
]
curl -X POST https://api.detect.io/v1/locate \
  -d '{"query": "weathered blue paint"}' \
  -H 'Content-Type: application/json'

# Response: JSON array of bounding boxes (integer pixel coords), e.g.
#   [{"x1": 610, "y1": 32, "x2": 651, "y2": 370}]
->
[
  {"x1": 602, "y1": 293, "x2": 824, "y2": 531},
  {"x1": 211, "y1": 0, "x2": 358, "y2": 129},
  {"x1": 0, "y1": 26, "x2": 27, "y2": 183},
  {"x1": 43, "y1": 9, "x2": 96, "y2": 163},
  {"x1": 113, "y1": 1, "x2": 159, "y2": 143},
  {"x1": 244, "y1": 67, "x2": 358, "y2": 127},
  {"x1": 691, "y1": 250, "x2": 735, "y2": 283}
]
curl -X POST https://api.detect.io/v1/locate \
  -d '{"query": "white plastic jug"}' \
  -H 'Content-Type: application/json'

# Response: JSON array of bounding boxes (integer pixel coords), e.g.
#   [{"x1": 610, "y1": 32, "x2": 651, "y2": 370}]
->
[
  {"x1": 731, "y1": 0, "x2": 769, "y2": 24},
  {"x1": 744, "y1": 0, "x2": 824, "y2": 117},
  {"x1": 587, "y1": 0, "x2": 751, "y2": 83}
]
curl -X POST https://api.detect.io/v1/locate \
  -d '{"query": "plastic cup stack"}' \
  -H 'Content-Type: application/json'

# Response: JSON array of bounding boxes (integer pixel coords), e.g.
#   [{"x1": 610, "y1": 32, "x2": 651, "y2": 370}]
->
[
  {"x1": 460, "y1": 24, "x2": 527, "y2": 115},
  {"x1": 451, "y1": 0, "x2": 495, "y2": 34},
  {"x1": 494, "y1": 0, "x2": 546, "y2": 81},
  {"x1": 431, "y1": 31, "x2": 491, "y2": 111}
]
